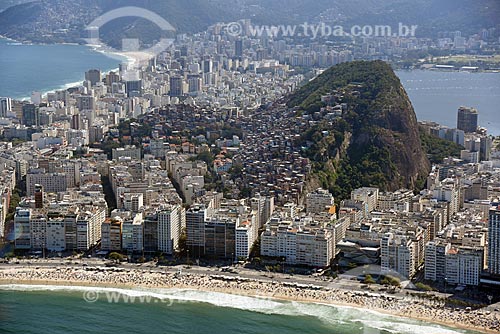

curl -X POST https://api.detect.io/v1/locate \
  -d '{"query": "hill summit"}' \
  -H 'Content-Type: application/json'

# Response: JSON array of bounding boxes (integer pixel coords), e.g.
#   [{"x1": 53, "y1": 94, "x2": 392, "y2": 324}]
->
[{"x1": 288, "y1": 60, "x2": 431, "y2": 199}]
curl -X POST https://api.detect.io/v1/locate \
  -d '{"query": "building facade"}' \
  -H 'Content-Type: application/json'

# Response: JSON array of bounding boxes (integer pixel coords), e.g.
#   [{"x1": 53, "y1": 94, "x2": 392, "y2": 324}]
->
[{"x1": 489, "y1": 207, "x2": 500, "y2": 275}]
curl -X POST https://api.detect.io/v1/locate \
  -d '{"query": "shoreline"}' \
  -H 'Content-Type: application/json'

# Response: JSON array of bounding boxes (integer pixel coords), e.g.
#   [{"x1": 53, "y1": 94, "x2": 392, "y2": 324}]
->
[
  {"x1": 11, "y1": 67, "x2": 120, "y2": 101},
  {"x1": 0, "y1": 266, "x2": 497, "y2": 333},
  {"x1": 396, "y1": 67, "x2": 499, "y2": 74},
  {"x1": 11, "y1": 66, "x2": 121, "y2": 101},
  {"x1": 0, "y1": 36, "x2": 127, "y2": 100}
]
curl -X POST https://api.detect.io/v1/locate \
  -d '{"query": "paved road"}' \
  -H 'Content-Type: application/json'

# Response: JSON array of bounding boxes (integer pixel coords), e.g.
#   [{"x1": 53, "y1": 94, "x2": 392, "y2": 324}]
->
[{"x1": 0, "y1": 258, "x2": 402, "y2": 297}]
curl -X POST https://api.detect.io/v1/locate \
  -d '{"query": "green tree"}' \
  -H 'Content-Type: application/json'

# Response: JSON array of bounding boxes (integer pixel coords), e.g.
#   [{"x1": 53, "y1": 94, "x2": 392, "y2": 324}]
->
[
  {"x1": 176, "y1": 229, "x2": 188, "y2": 257},
  {"x1": 364, "y1": 274, "x2": 376, "y2": 284},
  {"x1": 419, "y1": 129, "x2": 463, "y2": 163},
  {"x1": 192, "y1": 151, "x2": 214, "y2": 165},
  {"x1": 109, "y1": 252, "x2": 124, "y2": 263},
  {"x1": 381, "y1": 275, "x2": 401, "y2": 287}
]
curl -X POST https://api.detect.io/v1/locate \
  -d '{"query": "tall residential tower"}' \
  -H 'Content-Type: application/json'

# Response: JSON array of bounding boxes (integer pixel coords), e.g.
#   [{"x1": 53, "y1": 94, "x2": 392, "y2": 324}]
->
[
  {"x1": 457, "y1": 106, "x2": 478, "y2": 133},
  {"x1": 488, "y1": 207, "x2": 500, "y2": 275}
]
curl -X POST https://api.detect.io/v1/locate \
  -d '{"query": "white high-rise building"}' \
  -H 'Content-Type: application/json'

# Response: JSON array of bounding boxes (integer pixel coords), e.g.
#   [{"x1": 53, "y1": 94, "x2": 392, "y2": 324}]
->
[
  {"x1": 31, "y1": 91, "x2": 42, "y2": 105},
  {"x1": 158, "y1": 205, "x2": 182, "y2": 254},
  {"x1": 76, "y1": 207, "x2": 105, "y2": 251},
  {"x1": 122, "y1": 214, "x2": 144, "y2": 253},
  {"x1": 425, "y1": 240, "x2": 483, "y2": 286},
  {"x1": 433, "y1": 179, "x2": 460, "y2": 217},
  {"x1": 260, "y1": 218, "x2": 335, "y2": 267},
  {"x1": 30, "y1": 213, "x2": 47, "y2": 250},
  {"x1": 235, "y1": 214, "x2": 258, "y2": 260},
  {"x1": 251, "y1": 194, "x2": 274, "y2": 227},
  {"x1": 60, "y1": 161, "x2": 81, "y2": 188},
  {"x1": 26, "y1": 172, "x2": 68, "y2": 196},
  {"x1": 46, "y1": 219, "x2": 66, "y2": 252},
  {"x1": 425, "y1": 239, "x2": 451, "y2": 281},
  {"x1": 445, "y1": 247, "x2": 483, "y2": 286},
  {"x1": 306, "y1": 188, "x2": 335, "y2": 214},
  {"x1": 123, "y1": 193, "x2": 144, "y2": 212},
  {"x1": 295, "y1": 230, "x2": 334, "y2": 267},
  {"x1": 381, "y1": 232, "x2": 416, "y2": 279},
  {"x1": 351, "y1": 187, "x2": 379, "y2": 215},
  {"x1": 112, "y1": 146, "x2": 141, "y2": 161},
  {"x1": 0, "y1": 97, "x2": 12, "y2": 117}
]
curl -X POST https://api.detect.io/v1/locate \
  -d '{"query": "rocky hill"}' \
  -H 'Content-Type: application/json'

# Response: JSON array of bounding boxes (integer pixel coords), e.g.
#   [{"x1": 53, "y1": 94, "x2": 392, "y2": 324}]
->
[{"x1": 289, "y1": 61, "x2": 431, "y2": 200}]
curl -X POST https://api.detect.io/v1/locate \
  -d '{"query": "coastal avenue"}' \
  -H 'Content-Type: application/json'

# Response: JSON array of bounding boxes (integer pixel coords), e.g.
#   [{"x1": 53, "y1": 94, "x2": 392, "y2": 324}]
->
[
  {"x1": 1, "y1": 258, "x2": 343, "y2": 288},
  {"x1": 0, "y1": 258, "x2": 485, "y2": 304}
]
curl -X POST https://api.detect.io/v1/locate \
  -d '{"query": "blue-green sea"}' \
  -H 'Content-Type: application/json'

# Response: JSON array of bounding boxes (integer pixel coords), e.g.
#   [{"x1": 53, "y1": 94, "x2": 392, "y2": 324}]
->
[
  {"x1": 0, "y1": 285, "x2": 481, "y2": 334},
  {"x1": 0, "y1": 38, "x2": 123, "y2": 99}
]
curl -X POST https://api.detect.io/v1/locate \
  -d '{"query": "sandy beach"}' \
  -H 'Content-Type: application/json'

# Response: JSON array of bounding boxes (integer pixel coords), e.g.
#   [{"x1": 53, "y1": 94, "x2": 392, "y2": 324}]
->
[{"x1": 0, "y1": 266, "x2": 498, "y2": 333}]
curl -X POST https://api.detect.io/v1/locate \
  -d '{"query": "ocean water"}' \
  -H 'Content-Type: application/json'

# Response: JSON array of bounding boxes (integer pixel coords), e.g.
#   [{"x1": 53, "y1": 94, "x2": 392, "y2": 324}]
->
[
  {"x1": 0, "y1": 285, "x2": 480, "y2": 334},
  {"x1": 0, "y1": 38, "x2": 123, "y2": 100},
  {"x1": 397, "y1": 70, "x2": 500, "y2": 136}
]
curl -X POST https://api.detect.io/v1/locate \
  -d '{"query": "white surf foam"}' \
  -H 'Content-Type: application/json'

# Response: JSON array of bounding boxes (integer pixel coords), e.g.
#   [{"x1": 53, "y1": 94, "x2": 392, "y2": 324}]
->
[
  {"x1": 0, "y1": 284, "x2": 471, "y2": 334},
  {"x1": 360, "y1": 320, "x2": 468, "y2": 334}
]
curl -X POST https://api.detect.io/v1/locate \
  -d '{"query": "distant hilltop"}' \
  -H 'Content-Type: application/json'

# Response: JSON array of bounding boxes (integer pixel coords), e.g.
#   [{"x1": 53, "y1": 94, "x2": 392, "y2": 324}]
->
[
  {"x1": 288, "y1": 60, "x2": 431, "y2": 199},
  {"x1": 0, "y1": 0, "x2": 498, "y2": 45}
]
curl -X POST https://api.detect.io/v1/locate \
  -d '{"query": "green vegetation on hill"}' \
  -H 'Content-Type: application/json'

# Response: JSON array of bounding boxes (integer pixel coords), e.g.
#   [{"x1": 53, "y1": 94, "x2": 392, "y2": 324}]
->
[
  {"x1": 0, "y1": 0, "x2": 238, "y2": 45},
  {"x1": 289, "y1": 61, "x2": 406, "y2": 119},
  {"x1": 290, "y1": 61, "x2": 430, "y2": 200},
  {"x1": 419, "y1": 128, "x2": 464, "y2": 164}
]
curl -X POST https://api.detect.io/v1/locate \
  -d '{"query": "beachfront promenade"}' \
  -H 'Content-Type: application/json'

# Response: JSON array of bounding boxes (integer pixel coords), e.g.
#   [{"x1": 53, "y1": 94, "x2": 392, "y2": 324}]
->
[{"x1": 0, "y1": 261, "x2": 499, "y2": 333}]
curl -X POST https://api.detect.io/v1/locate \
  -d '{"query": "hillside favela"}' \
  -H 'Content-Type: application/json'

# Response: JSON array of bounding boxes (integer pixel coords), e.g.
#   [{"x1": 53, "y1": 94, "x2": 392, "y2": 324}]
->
[{"x1": 0, "y1": 1, "x2": 500, "y2": 333}]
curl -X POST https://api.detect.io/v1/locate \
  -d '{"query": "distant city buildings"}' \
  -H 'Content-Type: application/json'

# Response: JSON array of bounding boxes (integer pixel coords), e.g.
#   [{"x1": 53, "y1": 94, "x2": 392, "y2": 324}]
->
[
  {"x1": 169, "y1": 76, "x2": 184, "y2": 97},
  {"x1": 22, "y1": 103, "x2": 39, "y2": 127},
  {"x1": 26, "y1": 171, "x2": 68, "y2": 196},
  {"x1": 419, "y1": 120, "x2": 493, "y2": 163},
  {"x1": 85, "y1": 69, "x2": 102, "y2": 87}
]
